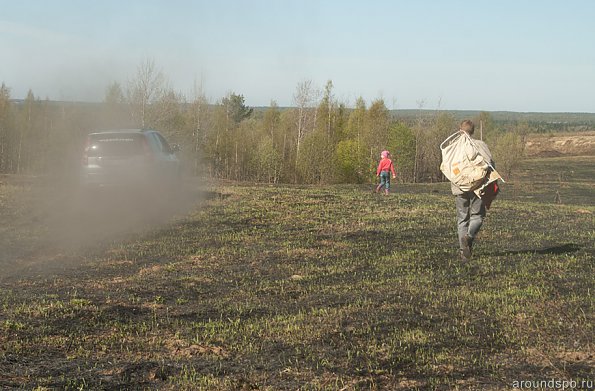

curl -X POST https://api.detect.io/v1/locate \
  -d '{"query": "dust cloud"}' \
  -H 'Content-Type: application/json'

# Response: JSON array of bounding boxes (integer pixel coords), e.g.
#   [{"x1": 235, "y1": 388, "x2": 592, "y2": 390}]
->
[{"x1": 0, "y1": 173, "x2": 206, "y2": 281}]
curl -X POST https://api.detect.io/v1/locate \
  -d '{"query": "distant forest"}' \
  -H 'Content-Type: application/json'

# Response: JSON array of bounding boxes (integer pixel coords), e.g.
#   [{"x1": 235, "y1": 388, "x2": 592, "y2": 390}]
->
[
  {"x1": 1, "y1": 62, "x2": 593, "y2": 183},
  {"x1": 389, "y1": 110, "x2": 595, "y2": 132}
]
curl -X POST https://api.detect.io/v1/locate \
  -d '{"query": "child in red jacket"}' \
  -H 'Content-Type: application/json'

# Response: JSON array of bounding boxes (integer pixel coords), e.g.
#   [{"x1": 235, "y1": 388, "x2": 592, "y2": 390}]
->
[{"x1": 376, "y1": 150, "x2": 396, "y2": 195}]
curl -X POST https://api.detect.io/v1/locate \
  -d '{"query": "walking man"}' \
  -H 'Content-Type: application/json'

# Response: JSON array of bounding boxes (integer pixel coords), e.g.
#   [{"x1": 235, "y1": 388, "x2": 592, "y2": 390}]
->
[{"x1": 451, "y1": 120, "x2": 495, "y2": 261}]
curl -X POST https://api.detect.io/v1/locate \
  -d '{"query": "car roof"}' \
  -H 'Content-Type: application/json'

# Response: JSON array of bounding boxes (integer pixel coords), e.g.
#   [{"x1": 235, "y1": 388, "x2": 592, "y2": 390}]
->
[{"x1": 88, "y1": 129, "x2": 158, "y2": 136}]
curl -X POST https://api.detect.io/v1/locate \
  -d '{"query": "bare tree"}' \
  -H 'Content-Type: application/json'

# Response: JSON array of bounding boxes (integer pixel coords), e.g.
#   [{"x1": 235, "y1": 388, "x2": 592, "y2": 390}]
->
[
  {"x1": 0, "y1": 83, "x2": 12, "y2": 173},
  {"x1": 105, "y1": 81, "x2": 125, "y2": 105},
  {"x1": 321, "y1": 80, "x2": 335, "y2": 140},
  {"x1": 126, "y1": 59, "x2": 165, "y2": 128},
  {"x1": 292, "y1": 80, "x2": 317, "y2": 175},
  {"x1": 413, "y1": 99, "x2": 426, "y2": 183},
  {"x1": 152, "y1": 88, "x2": 186, "y2": 136},
  {"x1": 102, "y1": 81, "x2": 129, "y2": 128},
  {"x1": 190, "y1": 79, "x2": 209, "y2": 176}
]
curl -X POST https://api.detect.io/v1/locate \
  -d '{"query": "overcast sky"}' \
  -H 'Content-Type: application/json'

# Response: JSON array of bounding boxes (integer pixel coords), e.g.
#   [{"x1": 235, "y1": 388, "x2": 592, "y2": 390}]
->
[{"x1": 2, "y1": 0, "x2": 594, "y2": 112}]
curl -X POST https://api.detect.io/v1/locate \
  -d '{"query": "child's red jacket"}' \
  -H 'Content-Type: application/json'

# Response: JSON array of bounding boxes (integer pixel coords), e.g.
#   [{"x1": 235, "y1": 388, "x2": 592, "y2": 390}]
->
[{"x1": 376, "y1": 158, "x2": 396, "y2": 176}]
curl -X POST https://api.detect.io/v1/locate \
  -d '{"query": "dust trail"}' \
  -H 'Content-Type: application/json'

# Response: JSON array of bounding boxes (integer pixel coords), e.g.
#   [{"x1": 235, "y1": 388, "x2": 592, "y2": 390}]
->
[{"x1": 0, "y1": 175, "x2": 206, "y2": 280}]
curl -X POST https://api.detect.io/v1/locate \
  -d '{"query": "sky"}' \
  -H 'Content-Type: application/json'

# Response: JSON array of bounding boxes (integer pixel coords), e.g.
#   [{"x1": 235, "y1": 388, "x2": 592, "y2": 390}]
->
[{"x1": 1, "y1": 0, "x2": 594, "y2": 112}]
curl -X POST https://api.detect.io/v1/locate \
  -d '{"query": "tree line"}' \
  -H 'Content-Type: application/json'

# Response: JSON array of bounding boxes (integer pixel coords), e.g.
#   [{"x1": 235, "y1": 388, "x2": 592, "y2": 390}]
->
[{"x1": 0, "y1": 60, "x2": 530, "y2": 183}]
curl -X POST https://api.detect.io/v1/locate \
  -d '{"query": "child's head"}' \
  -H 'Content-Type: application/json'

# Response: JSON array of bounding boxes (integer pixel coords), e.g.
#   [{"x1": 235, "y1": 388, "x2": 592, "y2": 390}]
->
[
  {"x1": 381, "y1": 150, "x2": 389, "y2": 159},
  {"x1": 460, "y1": 120, "x2": 475, "y2": 135}
]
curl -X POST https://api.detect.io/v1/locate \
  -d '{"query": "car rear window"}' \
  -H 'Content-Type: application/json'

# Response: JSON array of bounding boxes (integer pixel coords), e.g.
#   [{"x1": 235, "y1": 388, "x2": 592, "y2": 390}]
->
[{"x1": 87, "y1": 133, "x2": 144, "y2": 157}]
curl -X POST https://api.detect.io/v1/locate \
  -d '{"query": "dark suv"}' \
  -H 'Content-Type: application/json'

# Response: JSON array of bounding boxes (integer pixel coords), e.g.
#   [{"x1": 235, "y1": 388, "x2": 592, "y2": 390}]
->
[{"x1": 80, "y1": 129, "x2": 180, "y2": 189}]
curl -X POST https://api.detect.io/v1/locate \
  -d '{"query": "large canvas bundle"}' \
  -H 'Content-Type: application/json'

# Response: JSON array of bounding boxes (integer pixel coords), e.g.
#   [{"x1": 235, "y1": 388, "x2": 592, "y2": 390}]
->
[{"x1": 440, "y1": 131, "x2": 490, "y2": 192}]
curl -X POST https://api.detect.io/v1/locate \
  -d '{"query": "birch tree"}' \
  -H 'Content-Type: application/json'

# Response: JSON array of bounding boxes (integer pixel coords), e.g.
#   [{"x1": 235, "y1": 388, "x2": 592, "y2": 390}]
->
[
  {"x1": 126, "y1": 59, "x2": 165, "y2": 128},
  {"x1": 293, "y1": 80, "x2": 317, "y2": 169}
]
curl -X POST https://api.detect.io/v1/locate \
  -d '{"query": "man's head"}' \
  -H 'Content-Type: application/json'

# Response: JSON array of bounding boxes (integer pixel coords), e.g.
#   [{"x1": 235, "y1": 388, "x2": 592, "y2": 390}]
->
[{"x1": 460, "y1": 120, "x2": 475, "y2": 135}]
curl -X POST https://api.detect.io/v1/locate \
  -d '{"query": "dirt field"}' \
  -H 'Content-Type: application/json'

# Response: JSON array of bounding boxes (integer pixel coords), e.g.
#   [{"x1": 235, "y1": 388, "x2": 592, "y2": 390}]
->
[
  {"x1": 0, "y1": 156, "x2": 593, "y2": 390},
  {"x1": 525, "y1": 131, "x2": 595, "y2": 157}
]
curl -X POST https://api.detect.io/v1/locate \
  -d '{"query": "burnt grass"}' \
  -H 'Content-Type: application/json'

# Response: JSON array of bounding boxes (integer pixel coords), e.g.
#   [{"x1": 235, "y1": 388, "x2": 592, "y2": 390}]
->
[{"x1": 0, "y1": 156, "x2": 593, "y2": 390}]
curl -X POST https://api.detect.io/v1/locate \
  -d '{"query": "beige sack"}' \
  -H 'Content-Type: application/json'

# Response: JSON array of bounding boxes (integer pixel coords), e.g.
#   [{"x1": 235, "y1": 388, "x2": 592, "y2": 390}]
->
[{"x1": 440, "y1": 131, "x2": 489, "y2": 192}]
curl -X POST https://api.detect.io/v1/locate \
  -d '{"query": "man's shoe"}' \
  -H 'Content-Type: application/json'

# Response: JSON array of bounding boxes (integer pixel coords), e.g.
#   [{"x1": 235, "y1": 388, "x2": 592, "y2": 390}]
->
[
  {"x1": 460, "y1": 249, "x2": 470, "y2": 262},
  {"x1": 460, "y1": 235, "x2": 472, "y2": 260}
]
